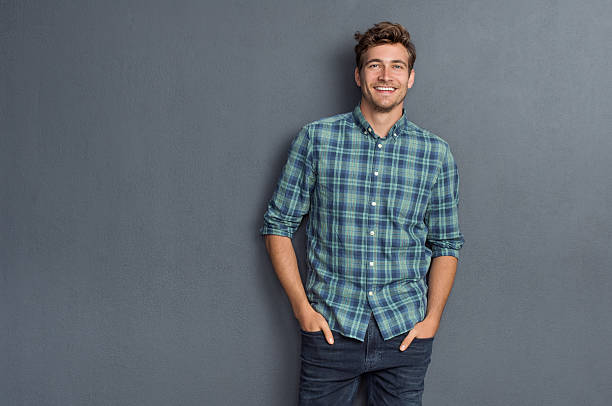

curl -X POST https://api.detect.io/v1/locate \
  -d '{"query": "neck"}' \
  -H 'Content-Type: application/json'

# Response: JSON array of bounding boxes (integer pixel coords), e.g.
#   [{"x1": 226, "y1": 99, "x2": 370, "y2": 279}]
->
[{"x1": 359, "y1": 99, "x2": 404, "y2": 138}]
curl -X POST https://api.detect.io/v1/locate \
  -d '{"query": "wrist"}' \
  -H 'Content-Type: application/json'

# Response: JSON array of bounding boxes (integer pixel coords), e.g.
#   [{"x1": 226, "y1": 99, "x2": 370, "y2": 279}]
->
[
  {"x1": 423, "y1": 315, "x2": 441, "y2": 326},
  {"x1": 292, "y1": 299, "x2": 312, "y2": 319}
]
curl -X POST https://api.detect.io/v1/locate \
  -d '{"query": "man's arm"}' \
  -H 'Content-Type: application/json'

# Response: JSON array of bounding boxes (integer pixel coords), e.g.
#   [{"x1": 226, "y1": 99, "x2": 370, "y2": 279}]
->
[
  {"x1": 398, "y1": 256, "x2": 457, "y2": 350},
  {"x1": 423, "y1": 256, "x2": 457, "y2": 325},
  {"x1": 259, "y1": 127, "x2": 334, "y2": 344},
  {"x1": 399, "y1": 143, "x2": 464, "y2": 351},
  {"x1": 264, "y1": 235, "x2": 335, "y2": 344}
]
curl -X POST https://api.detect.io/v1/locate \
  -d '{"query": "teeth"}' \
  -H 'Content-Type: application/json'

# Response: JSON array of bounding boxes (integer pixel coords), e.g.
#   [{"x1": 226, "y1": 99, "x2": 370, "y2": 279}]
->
[{"x1": 375, "y1": 87, "x2": 395, "y2": 91}]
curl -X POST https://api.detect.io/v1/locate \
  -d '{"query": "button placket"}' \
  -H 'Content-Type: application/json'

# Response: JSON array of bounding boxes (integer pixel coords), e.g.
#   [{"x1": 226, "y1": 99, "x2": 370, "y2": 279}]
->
[
  {"x1": 361, "y1": 130, "x2": 375, "y2": 300},
  {"x1": 367, "y1": 136, "x2": 383, "y2": 299}
]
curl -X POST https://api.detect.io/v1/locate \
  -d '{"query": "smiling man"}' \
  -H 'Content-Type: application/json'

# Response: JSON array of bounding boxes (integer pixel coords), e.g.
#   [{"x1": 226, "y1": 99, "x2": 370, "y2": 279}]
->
[{"x1": 260, "y1": 22, "x2": 464, "y2": 405}]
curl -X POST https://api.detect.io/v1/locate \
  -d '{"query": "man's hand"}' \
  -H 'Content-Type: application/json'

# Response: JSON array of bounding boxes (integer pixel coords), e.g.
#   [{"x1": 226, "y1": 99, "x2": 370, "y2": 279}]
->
[
  {"x1": 399, "y1": 317, "x2": 439, "y2": 351},
  {"x1": 398, "y1": 255, "x2": 457, "y2": 351},
  {"x1": 263, "y1": 235, "x2": 334, "y2": 345},
  {"x1": 296, "y1": 303, "x2": 334, "y2": 345}
]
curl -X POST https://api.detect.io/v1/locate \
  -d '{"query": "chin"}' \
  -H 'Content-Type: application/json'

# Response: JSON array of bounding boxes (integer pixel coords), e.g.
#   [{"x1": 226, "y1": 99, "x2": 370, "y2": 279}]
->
[
  {"x1": 373, "y1": 105, "x2": 395, "y2": 113},
  {"x1": 373, "y1": 101, "x2": 401, "y2": 113}
]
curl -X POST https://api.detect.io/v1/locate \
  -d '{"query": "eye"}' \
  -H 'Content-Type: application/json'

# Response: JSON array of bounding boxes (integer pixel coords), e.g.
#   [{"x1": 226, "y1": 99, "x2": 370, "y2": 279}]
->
[
  {"x1": 368, "y1": 63, "x2": 380, "y2": 68},
  {"x1": 393, "y1": 64, "x2": 404, "y2": 69}
]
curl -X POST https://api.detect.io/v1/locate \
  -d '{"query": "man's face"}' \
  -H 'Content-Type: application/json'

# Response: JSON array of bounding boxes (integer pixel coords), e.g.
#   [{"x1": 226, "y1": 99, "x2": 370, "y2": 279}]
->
[{"x1": 354, "y1": 43, "x2": 414, "y2": 113}]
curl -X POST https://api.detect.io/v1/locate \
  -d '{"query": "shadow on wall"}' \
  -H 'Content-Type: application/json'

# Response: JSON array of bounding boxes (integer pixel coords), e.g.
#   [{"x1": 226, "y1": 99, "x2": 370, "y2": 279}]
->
[
  {"x1": 331, "y1": 43, "x2": 364, "y2": 115},
  {"x1": 253, "y1": 41, "x2": 368, "y2": 405}
]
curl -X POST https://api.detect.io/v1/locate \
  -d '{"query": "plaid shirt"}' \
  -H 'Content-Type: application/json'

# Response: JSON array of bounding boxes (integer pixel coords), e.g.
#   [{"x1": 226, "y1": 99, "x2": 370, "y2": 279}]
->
[{"x1": 260, "y1": 104, "x2": 464, "y2": 341}]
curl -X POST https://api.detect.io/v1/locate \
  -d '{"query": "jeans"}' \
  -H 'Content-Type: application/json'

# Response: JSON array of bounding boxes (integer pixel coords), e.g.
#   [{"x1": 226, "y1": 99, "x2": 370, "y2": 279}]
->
[{"x1": 298, "y1": 313, "x2": 434, "y2": 405}]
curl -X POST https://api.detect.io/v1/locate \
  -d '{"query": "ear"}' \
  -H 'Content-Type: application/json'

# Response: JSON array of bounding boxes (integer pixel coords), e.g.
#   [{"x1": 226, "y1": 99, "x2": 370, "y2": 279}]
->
[
  {"x1": 354, "y1": 66, "x2": 361, "y2": 87},
  {"x1": 407, "y1": 69, "x2": 415, "y2": 89}
]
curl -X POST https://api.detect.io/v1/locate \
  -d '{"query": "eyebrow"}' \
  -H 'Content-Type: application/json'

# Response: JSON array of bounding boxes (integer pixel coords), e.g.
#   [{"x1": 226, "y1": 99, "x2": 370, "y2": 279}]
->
[{"x1": 365, "y1": 58, "x2": 408, "y2": 66}]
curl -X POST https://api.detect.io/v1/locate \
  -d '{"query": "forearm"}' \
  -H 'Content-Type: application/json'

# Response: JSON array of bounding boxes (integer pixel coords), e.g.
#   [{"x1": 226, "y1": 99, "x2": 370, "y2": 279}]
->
[
  {"x1": 424, "y1": 255, "x2": 458, "y2": 324},
  {"x1": 264, "y1": 234, "x2": 310, "y2": 318}
]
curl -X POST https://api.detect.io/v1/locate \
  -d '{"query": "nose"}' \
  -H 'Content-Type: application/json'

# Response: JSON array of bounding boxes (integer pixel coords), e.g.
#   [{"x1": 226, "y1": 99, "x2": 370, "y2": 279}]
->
[{"x1": 378, "y1": 65, "x2": 391, "y2": 81}]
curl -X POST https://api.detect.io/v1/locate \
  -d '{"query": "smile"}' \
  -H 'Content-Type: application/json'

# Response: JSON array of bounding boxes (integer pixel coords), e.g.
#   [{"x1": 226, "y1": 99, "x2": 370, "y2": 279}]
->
[{"x1": 374, "y1": 86, "x2": 396, "y2": 93}]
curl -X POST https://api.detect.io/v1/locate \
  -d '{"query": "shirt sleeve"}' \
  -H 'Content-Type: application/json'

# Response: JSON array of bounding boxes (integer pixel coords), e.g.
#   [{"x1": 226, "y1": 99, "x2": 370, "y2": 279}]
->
[
  {"x1": 259, "y1": 126, "x2": 316, "y2": 239},
  {"x1": 424, "y1": 143, "x2": 465, "y2": 259}
]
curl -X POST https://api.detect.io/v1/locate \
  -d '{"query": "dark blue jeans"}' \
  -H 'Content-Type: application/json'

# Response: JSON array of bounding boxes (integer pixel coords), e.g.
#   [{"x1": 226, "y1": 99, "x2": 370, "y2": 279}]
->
[{"x1": 298, "y1": 313, "x2": 434, "y2": 405}]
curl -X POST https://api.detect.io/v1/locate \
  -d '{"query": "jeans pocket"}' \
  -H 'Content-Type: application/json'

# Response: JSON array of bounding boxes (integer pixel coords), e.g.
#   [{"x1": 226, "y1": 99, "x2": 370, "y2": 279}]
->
[
  {"x1": 413, "y1": 336, "x2": 434, "y2": 341},
  {"x1": 300, "y1": 328, "x2": 323, "y2": 336}
]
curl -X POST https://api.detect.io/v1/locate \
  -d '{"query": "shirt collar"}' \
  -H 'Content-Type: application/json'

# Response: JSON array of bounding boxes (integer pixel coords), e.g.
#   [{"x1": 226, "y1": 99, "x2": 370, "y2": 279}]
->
[{"x1": 352, "y1": 103, "x2": 408, "y2": 141}]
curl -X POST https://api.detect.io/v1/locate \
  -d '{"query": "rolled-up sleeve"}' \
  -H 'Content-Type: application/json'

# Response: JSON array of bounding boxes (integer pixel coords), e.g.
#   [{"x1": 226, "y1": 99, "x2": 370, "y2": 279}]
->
[
  {"x1": 425, "y1": 143, "x2": 465, "y2": 258},
  {"x1": 260, "y1": 126, "x2": 316, "y2": 239}
]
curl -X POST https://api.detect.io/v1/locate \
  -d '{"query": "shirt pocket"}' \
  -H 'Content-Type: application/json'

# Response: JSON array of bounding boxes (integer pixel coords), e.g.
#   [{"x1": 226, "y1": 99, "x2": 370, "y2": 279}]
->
[{"x1": 387, "y1": 172, "x2": 431, "y2": 224}]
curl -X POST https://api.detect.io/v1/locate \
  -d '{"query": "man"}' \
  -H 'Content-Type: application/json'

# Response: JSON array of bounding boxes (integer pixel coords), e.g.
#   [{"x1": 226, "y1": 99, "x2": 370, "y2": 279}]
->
[{"x1": 260, "y1": 21, "x2": 464, "y2": 405}]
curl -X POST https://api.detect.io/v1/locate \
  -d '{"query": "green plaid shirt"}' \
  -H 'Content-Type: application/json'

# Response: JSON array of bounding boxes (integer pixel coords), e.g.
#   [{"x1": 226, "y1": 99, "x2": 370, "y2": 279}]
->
[{"x1": 260, "y1": 104, "x2": 464, "y2": 341}]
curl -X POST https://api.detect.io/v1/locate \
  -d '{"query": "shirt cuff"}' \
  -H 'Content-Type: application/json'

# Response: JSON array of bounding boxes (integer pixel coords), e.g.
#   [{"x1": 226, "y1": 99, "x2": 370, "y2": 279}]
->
[
  {"x1": 259, "y1": 225, "x2": 295, "y2": 239},
  {"x1": 431, "y1": 247, "x2": 460, "y2": 259}
]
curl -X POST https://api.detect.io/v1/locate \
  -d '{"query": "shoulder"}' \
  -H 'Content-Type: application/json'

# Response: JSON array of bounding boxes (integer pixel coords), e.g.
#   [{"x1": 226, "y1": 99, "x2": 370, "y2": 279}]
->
[
  {"x1": 400, "y1": 120, "x2": 456, "y2": 172},
  {"x1": 300, "y1": 112, "x2": 354, "y2": 137},
  {"x1": 401, "y1": 119, "x2": 450, "y2": 150},
  {"x1": 290, "y1": 112, "x2": 352, "y2": 152},
  {"x1": 296, "y1": 112, "x2": 355, "y2": 148}
]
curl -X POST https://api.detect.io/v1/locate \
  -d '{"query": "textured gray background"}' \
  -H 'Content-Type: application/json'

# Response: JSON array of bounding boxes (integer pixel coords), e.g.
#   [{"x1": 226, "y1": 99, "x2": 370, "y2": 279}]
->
[{"x1": 2, "y1": 0, "x2": 611, "y2": 405}]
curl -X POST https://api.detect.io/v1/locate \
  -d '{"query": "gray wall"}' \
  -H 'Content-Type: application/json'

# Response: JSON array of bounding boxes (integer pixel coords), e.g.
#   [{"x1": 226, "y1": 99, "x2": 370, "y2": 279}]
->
[{"x1": 2, "y1": 1, "x2": 611, "y2": 405}]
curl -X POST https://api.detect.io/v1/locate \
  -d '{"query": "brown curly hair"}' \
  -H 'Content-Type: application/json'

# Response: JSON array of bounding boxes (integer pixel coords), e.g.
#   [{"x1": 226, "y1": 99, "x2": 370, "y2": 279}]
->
[{"x1": 354, "y1": 22, "x2": 416, "y2": 71}]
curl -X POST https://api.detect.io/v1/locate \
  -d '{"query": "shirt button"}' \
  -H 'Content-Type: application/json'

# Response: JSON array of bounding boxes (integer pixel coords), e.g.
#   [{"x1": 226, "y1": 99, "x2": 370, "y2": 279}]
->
[
  {"x1": 368, "y1": 291, "x2": 374, "y2": 296},
  {"x1": 393, "y1": 132, "x2": 397, "y2": 137},
  {"x1": 369, "y1": 230, "x2": 375, "y2": 236},
  {"x1": 368, "y1": 128, "x2": 372, "y2": 132},
  {"x1": 371, "y1": 201, "x2": 376, "y2": 206},
  {"x1": 374, "y1": 171, "x2": 379, "y2": 176},
  {"x1": 369, "y1": 261, "x2": 374, "y2": 267},
  {"x1": 377, "y1": 143, "x2": 382, "y2": 148}
]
